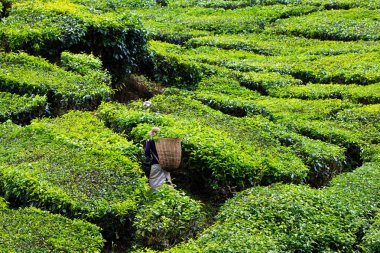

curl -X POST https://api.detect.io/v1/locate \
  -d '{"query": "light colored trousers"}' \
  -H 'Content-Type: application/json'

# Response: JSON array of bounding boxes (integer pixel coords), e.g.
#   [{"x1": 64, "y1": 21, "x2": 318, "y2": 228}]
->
[{"x1": 149, "y1": 164, "x2": 171, "y2": 191}]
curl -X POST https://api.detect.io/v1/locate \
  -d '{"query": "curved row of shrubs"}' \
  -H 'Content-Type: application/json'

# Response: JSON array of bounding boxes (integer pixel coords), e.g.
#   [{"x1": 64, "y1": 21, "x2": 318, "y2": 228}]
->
[
  {"x1": 163, "y1": 160, "x2": 380, "y2": 252},
  {"x1": 0, "y1": 197, "x2": 104, "y2": 252},
  {"x1": 268, "y1": 82, "x2": 380, "y2": 104},
  {"x1": 0, "y1": 52, "x2": 112, "y2": 110},
  {"x1": 148, "y1": 40, "x2": 380, "y2": 86},
  {"x1": 0, "y1": 110, "x2": 206, "y2": 249},
  {"x1": 132, "y1": 5, "x2": 318, "y2": 35},
  {"x1": 187, "y1": 33, "x2": 380, "y2": 57},
  {"x1": 188, "y1": 79, "x2": 351, "y2": 185},
  {"x1": 166, "y1": 0, "x2": 380, "y2": 9},
  {"x1": 0, "y1": 111, "x2": 145, "y2": 236},
  {"x1": 97, "y1": 96, "x2": 348, "y2": 190},
  {"x1": 0, "y1": 0, "x2": 147, "y2": 78},
  {"x1": 97, "y1": 99, "x2": 308, "y2": 191},
  {"x1": 269, "y1": 8, "x2": 380, "y2": 41},
  {"x1": 0, "y1": 92, "x2": 46, "y2": 124}
]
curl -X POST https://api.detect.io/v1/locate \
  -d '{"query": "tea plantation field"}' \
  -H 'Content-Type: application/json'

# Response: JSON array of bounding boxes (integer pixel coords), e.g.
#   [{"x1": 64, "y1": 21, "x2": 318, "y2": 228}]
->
[{"x1": 0, "y1": 0, "x2": 379, "y2": 252}]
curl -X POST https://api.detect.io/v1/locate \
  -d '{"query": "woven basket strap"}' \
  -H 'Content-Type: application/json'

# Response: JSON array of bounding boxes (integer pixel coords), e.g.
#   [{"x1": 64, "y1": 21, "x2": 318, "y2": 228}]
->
[{"x1": 152, "y1": 150, "x2": 160, "y2": 163}]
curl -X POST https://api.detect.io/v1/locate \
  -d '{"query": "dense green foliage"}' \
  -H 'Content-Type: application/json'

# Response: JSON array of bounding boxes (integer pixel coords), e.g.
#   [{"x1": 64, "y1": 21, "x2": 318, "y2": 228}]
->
[
  {"x1": 98, "y1": 97, "x2": 347, "y2": 189},
  {"x1": 0, "y1": 110, "x2": 206, "y2": 247},
  {"x1": 0, "y1": 197, "x2": 104, "y2": 252},
  {"x1": 362, "y1": 212, "x2": 380, "y2": 252},
  {"x1": 0, "y1": 0, "x2": 147, "y2": 77},
  {"x1": 269, "y1": 82, "x2": 380, "y2": 104},
  {"x1": 269, "y1": 8, "x2": 380, "y2": 41},
  {"x1": 165, "y1": 161, "x2": 380, "y2": 252},
  {"x1": 0, "y1": 111, "x2": 146, "y2": 235},
  {"x1": 133, "y1": 185, "x2": 206, "y2": 250},
  {"x1": 0, "y1": 92, "x2": 46, "y2": 124},
  {"x1": 60, "y1": 51, "x2": 111, "y2": 83},
  {"x1": 0, "y1": 52, "x2": 112, "y2": 110},
  {"x1": 1, "y1": 0, "x2": 380, "y2": 251}
]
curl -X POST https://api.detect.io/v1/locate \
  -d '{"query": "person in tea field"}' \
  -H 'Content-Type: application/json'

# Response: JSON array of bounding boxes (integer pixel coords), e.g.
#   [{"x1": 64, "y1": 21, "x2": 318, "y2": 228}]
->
[{"x1": 144, "y1": 127, "x2": 175, "y2": 191}]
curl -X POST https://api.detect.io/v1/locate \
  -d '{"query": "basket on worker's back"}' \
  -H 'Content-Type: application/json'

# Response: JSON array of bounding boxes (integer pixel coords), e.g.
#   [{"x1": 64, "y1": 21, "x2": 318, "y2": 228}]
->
[{"x1": 156, "y1": 138, "x2": 182, "y2": 171}]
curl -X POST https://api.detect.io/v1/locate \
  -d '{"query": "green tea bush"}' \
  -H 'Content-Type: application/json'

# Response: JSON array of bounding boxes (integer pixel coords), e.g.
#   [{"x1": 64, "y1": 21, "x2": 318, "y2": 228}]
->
[
  {"x1": 133, "y1": 5, "x2": 318, "y2": 35},
  {"x1": 130, "y1": 8, "x2": 209, "y2": 44},
  {"x1": 270, "y1": 8, "x2": 380, "y2": 41},
  {"x1": 145, "y1": 41, "x2": 205, "y2": 87},
  {"x1": 0, "y1": 111, "x2": 147, "y2": 237},
  {"x1": 254, "y1": 97, "x2": 355, "y2": 121},
  {"x1": 167, "y1": 162, "x2": 380, "y2": 252},
  {"x1": 277, "y1": 131, "x2": 346, "y2": 187},
  {"x1": 0, "y1": 0, "x2": 147, "y2": 78},
  {"x1": 0, "y1": 92, "x2": 46, "y2": 124},
  {"x1": 72, "y1": 0, "x2": 157, "y2": 10},
  {"x1": 133, "y1": 185, "x2": 206, "y2": 250},
  {"x1": 361, "y1": 213, "x2": 380, "y2": 252},
  {"x1": 99, "y1": 99, "x2": 349, "y2": 191},
  {"x1": 193, "y1": 76, "x2": 264, "y2": 117},
  {"x1": 0, "y1": 52, "x2": 112, "y2": 110},
  {"x1": 281, "y1": 117, "x2": 380, "y2": 148},
  {"x1": 336, "y1": 104, "x2": 380, "y2": 126},
  {"x1": 60, "y1": 51, "x2": 111, "y2": 84},
  {"x1": 168, "y1": 0, "x2": 380, "y2": 9},
  {"x1": 187, "y1": 33, "x2": 380, "y2": 56},
  {"x1": 268, "y1": 83, "x2": 380, "y2": 104},
  {"x1": 0, "y1": 197, "x2": 104, "y2": 252},
  {"x1": 149, "y1": 40, "x2": 380, "y2": 86},
  {"x1": 147, "y1": 40, "x2": 302, "y2": 91},
  {"x1": 280, "y1": 116, "x2": 380, "y2": 170},
  {"x1": 150, "y1": 89, "x2": 348, "y2": 186}
]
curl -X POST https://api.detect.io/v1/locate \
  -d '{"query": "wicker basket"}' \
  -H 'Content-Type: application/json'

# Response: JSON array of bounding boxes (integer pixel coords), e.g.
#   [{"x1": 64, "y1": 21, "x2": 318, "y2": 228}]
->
[{"x1": 156, "y1": 138, "x2": 182, "y2": 171}]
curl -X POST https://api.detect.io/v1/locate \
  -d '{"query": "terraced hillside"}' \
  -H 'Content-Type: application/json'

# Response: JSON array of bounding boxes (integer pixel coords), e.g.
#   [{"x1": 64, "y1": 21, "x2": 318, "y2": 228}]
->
[{"x1": 0, "y1": 0, "x2": 379, "y2": 252}]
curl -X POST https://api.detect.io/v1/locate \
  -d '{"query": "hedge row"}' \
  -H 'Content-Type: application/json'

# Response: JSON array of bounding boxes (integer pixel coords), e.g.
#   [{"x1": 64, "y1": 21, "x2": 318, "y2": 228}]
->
[
  {"x1": 97, "y1": 100, "x2": 309, "y2": 191},
  {"x1": 268, "y1": 82, "x2": 380, "y2": 104},
  {"x1": 146, "y1": 40, "x2": 302, "y2": 92},
  {"x1": 165, "y1": 161, "x2": 380, "y2": 252},
  {"x1": 148, "y1": 40, "x2": 380, "y2": 86},
  {"x1": 195, "y1": 86, "x2": 358, "y2": 122},
  {"x1": 189, "y1": 83, "x2": 348, "y2": 186},
  {"x1": 0, "y1": 197, "x2": 104, "y2": 252},
  {"x1": 98, "y1": 96, "x2": 347, "y2": 189},
  {"x1": 187, "y1": 33, "x2": 380, "y2": 56},
  {"x1": 280, "y1": 116, "x2": 380, "y2": 148},
  {"x1": 0, "y1": 110, "x2": 207, "y2": 247},
  {"x1": 60, "y1": 51, "x2": 111, "y2": 83},
  {"x1": 138, "y1": 19, "x2": 208, "y2": 45},
  {"x1": 0, "y1": 111, "x2": 146, "y2": 236},
  {"x1": 0, "y1": 52, "x2": 112, "y2": 110},
  {"x1": 132, "y1": 5, "x2": 318, "y2": 36},
  {"x1": 253, "y1": 96, "x2": 356, "y2": 121},
  {"x1": 166, "y1": 0, "x2": 380, "y2": 9},
  {"x1": 132, "y1": 185, "x2": 206, "y2": 251},
  {"x1": 0, "y1": 92, "x2": 46, "y2": 124},
  {"x1": 193, "y1": 76, "x2": 263, "y2": 117},
  {"x1": 269, "y1": 8, "x2": 380, "y2": 41},
  {"x1": 278, "y1": 115, "x2": 380, "y2": 170},
  {"x1": 0, "y1": 0, "x2": 147, "y2": 78},
  {"x1": 336, "y1": 104, "x2": 380, "y2": 126},
  {"x1": 72, "y1": 0, "x2": 157, "y2": 10},
  {"x1": 362, "y1": 212, "x2": 380, "y2": 252}
]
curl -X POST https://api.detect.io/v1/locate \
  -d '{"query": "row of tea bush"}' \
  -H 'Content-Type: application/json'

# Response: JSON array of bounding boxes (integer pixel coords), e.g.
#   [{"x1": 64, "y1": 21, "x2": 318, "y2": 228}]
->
[
  {"x1": 161, "y1": 161, "x2": 380, "y2": 252},
  {"x1": 0, "y1": 197, "x2": 104, "y2": 252},
  {"x1": 0, "y1": 111, "x2": 206, "y2": 250}
]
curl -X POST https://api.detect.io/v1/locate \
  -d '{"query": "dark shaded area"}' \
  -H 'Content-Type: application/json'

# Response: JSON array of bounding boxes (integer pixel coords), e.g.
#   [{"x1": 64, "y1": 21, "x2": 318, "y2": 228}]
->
[
  {"x1": 113, "y1": 74, "x2": 164, "y2": 104},
  {"x1": 0, "y1": 105, "x2": 48, "y2": 126},
  {"x1": 0, "y1": 0, "x2": 11, "y2": 18}
]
